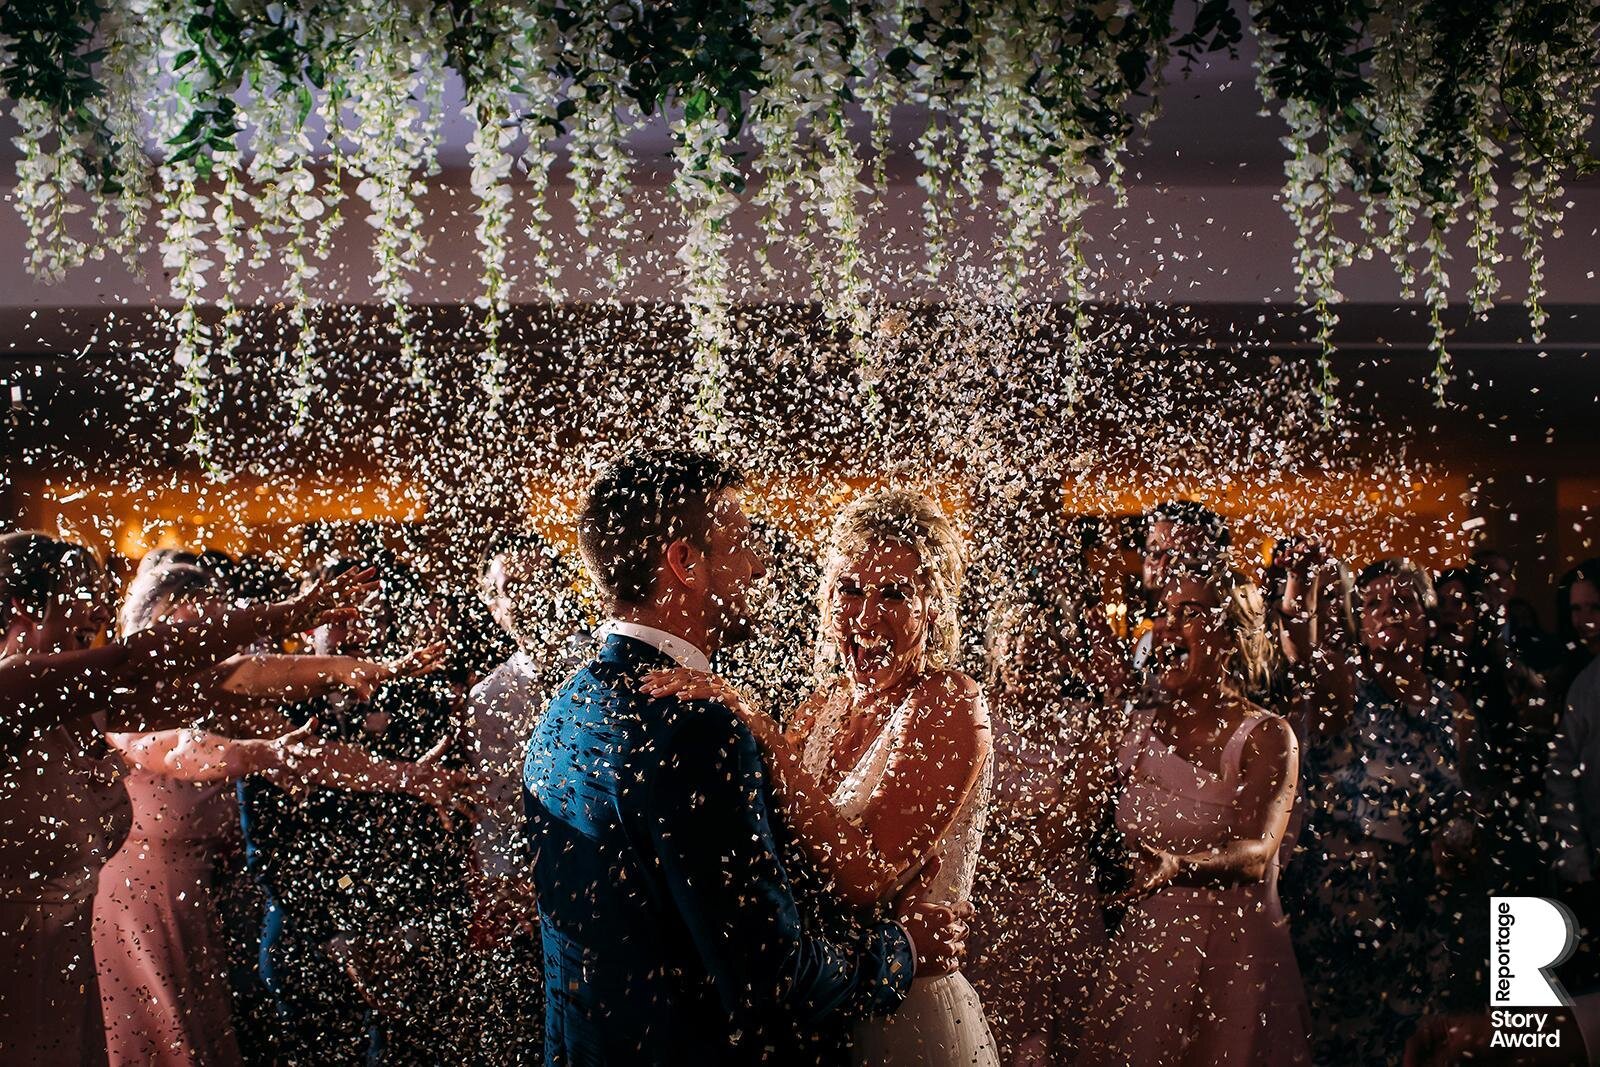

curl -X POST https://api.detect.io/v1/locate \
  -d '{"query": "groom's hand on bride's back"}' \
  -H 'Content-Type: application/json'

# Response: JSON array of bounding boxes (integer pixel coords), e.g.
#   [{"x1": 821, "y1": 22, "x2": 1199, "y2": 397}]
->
[{"x1": 892, "y1": 855, "x2": 971, "y2": 976}]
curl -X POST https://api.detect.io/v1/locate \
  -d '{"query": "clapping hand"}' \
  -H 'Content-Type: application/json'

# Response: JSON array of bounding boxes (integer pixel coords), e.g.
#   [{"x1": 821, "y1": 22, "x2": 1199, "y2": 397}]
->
[
  {"x1": 254, "y1": 718, "x2": 324, "y2": 798},
  {"x1": 1109, "y1": 840, "x2": 1185, "y2": 907},
  {"x1": 1279, "y1": 539, "x2": 1334, "y2": 619},
  {"x1": 386, "y1": 640, "x2": 448, "y2": 679},
  {"x1": 266, "y1": 717, "x2": 323, "y2": 771}
]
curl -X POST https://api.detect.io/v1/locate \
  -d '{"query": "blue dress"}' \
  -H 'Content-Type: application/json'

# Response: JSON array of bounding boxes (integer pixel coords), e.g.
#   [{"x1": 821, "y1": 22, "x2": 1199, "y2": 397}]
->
[{"x1": 1285, "y1": 675, "x2": 1466, "y2": 1065}]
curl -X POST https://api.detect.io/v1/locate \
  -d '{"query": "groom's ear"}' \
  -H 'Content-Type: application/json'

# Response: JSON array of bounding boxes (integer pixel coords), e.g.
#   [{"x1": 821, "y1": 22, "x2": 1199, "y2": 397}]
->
[{"x1": 662, "y1": 538, "x2": 705, "y2": 592}]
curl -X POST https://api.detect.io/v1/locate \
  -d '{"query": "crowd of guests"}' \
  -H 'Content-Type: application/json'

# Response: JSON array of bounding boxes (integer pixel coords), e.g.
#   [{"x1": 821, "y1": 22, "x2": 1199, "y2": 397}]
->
[
  {"x1": 2, "y1": 486, "x2": 1600, "y2": 1065},
  {"x1": 0, "y1": 531, "x2": 566, "y2": 1064},
  {"x1": 965, "y1": 506, "x2": 1600, "y2": 1066}
]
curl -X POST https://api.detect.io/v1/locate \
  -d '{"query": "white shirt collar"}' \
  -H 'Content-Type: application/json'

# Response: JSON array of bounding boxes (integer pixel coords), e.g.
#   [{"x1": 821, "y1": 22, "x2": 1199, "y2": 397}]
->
[{"x1": 596, "y1": 620, "x2": 711, "y2": 672}]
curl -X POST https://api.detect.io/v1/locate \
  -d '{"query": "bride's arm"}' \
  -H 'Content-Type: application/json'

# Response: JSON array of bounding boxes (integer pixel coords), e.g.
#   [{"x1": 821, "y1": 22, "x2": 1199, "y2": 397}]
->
[
  {"x1": 737, "y1": 723, "x2": 906, "y2": 908},
  {"x1": 643, "y1": 669, "x2": 992, "y2": 908}
]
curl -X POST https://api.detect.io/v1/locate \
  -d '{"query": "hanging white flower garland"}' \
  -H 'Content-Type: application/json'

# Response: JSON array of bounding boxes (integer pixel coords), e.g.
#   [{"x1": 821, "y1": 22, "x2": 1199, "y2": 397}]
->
[
  {"x1": 3, "y1": 0, "x2": 1595, "y2": 445},
  {"x1": 1252, "y1": 0, "x2": 1599, "y2": 399}
]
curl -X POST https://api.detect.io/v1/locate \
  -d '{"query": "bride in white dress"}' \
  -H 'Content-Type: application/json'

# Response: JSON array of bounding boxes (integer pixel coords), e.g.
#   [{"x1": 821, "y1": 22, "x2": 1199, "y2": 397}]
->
[{"x1": 644, "y1": 489, "x2": 1000, "y2": 1066}]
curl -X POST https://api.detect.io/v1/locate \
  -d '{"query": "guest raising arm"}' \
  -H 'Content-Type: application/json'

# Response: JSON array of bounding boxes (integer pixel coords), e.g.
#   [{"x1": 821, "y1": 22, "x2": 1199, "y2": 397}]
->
[{"x1": 0, "y1": 531, "x2": 376, "y2": 737}]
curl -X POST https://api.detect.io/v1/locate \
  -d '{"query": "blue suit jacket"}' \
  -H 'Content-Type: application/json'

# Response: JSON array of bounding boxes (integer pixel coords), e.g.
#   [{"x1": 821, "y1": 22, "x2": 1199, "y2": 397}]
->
[{"x1": 523, "y1": 634, "x2": 914, "y2": 1066}]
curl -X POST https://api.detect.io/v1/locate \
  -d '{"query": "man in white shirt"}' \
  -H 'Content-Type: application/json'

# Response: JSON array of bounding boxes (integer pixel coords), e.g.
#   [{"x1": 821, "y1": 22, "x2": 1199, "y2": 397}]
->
[{"x1": 468, "y1": 531, "x2": 586, "y2": 891}]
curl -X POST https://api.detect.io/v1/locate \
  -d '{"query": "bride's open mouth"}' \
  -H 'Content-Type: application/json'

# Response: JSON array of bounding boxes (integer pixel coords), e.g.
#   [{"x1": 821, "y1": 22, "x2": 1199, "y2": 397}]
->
[{"x1": 844, "y1": 631, "x2": 895, "y2": 673}]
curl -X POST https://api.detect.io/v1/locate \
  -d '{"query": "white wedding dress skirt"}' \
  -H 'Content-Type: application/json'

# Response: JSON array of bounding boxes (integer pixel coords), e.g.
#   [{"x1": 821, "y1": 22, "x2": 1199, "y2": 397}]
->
[
  {"x1": 849, "y1": 971, "x2": 999, "y2": 1066},
  {"x1": 804, "y1": 688, "x2": 1001, "y2": 1067}
]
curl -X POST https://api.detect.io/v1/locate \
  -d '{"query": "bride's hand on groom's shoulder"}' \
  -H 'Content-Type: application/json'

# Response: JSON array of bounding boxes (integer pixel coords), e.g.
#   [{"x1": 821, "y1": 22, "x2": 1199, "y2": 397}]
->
[
  {"x1": 642, "y1": 668, "x2": 755, "y2": 719},
  {"x1": 642, "y1": 669, "x2": 788, "y2": 749}
]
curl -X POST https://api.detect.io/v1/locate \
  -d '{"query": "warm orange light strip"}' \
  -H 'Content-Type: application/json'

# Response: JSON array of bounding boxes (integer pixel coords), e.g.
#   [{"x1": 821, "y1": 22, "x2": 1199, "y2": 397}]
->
[
  {"x1": 16, "y1": 466, "x2": 1490, "y2": 576},
  {"x1": 16, "y1": 474, "x2": 426, "y2": 562}
]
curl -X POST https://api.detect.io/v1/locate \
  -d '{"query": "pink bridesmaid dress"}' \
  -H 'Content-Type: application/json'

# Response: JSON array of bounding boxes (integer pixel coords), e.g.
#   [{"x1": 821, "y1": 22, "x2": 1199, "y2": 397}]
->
[
  {"x1": 94, "y1": 759, "x2": 242, "y2": 1067},
  {"x1": 1077, "y1": 709, "x2": 1312, "y2": 1067},
  {"x1": 0, "y1": 715, "x2": 131, "y2": 1066}
]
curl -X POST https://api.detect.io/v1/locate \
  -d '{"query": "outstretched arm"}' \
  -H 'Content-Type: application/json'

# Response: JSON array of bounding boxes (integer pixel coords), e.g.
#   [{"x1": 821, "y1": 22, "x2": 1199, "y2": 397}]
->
[
  {"x1": 643, "y1": 669, "x2": 992, "y2": 908},
  {"x1": 0, "y1": 595, "x2": 361, "y2": 740},
  {"x1": 106, "y1": 720, "x2": 475, "y2": 832},
  {"x1": 116, "y1": 566, "x2": 378, "y2": 702},
  {"x1": 639, "y1": 702, "x2": 915, "y2": 1034},
  {"x1": 107, "y1": 721, "x2": 321, "y2": 784},
  {"x1": 1, "y1": 644, "x2": 133, "y2": 739},
  {"x1": 262, "y1": 732, "x2": 482, "y2": 831},
  {"x1": 209, "y1": 642, "x2": 448, "y2": 703}
]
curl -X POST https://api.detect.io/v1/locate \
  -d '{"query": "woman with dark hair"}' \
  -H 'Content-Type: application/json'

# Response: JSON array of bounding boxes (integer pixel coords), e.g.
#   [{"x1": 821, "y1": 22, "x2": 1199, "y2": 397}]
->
[
  {"x1": 1546, "y1": 559, "x2": 1600, "y2": 990},
  {"x1": 1550, "y1": 559, "x2": 1600, "y2": 714},
  {"x1": 1430, "y1": 565, "x2": 1545, "y2": 871},
  {"x1": 0, "y1": 532, "x2": 372, "y2": 1065},
  {"x1": 1427, "y1": 564, "x2": 1552, "y2": 1017},
  {"x1": 1075, "y1": 565, "x2": 1309, "y2": 1066},
  {"x1": 1286, "y1": 557, "x2": 1476, "y2": 1065}
]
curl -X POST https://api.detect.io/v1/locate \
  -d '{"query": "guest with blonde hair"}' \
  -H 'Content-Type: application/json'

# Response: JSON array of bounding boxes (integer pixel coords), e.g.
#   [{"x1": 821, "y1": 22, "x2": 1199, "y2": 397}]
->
[
  {"x1": 1284, "y1": 555, "x2": 1476, "y2": 1064},
  {"x1": 95, "y1": 557, "x2": 465, "y2": 1067}
]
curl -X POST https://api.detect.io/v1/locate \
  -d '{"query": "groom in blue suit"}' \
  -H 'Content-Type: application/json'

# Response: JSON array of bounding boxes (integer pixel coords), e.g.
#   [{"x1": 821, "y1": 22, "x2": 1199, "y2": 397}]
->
[{"x1": 524, "y1": 449, "x2": 959, "y2": 1065}]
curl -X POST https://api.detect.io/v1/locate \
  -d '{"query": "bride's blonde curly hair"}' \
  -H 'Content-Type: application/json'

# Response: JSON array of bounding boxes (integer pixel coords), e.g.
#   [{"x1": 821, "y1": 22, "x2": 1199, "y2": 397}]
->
[{"x1": 816, "y1": 489, "x2": 966, "y2": 672}]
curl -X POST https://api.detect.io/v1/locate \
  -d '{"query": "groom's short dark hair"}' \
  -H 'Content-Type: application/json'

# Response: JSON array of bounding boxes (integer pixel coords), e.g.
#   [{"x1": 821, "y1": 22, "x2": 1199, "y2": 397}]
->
[{"x1": 578, "y1": 448, "x2": 745, "y2": 605}]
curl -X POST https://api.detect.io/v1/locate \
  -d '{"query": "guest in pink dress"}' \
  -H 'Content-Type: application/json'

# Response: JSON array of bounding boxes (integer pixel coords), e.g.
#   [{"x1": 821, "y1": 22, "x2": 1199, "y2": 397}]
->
[
  {"x1": 95, "y1": 739, "x2": 247, "y2": 1066},
  {"x1": 1, "y1": 534, "x2": 378, "y2": 1065},
  {"x1": 95, "y1": 564, "x2": 304, "y2": 1067},
  {"x1": 1077, "y1": 567, "x2": 1311, "y2": 1067},
  {"x1": 94, "y1": 561, "x2": 464, "y2": 1066}
]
